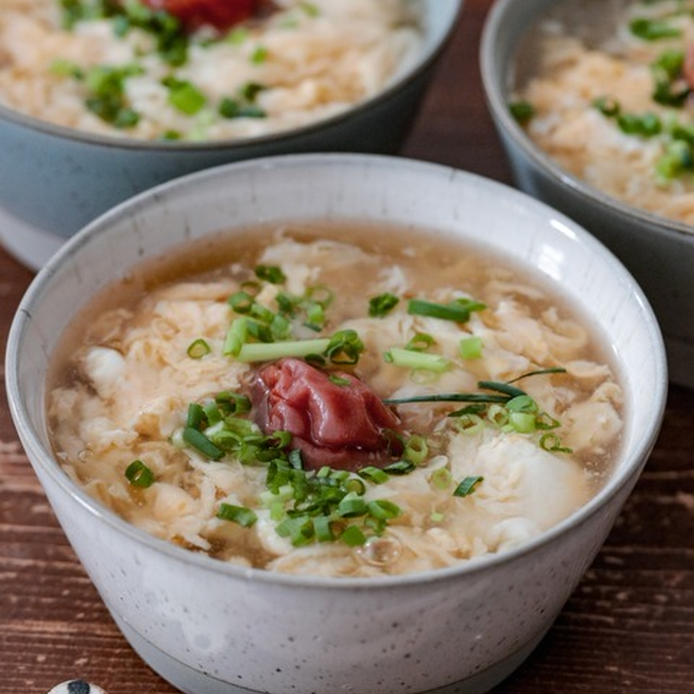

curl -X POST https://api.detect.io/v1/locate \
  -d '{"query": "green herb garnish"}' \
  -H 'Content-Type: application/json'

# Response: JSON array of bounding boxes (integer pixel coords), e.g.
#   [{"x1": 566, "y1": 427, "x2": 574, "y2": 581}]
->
[
  {"x1": 630, "y1": 17, "x2": 681, "y2": 40},
  {"x1": 216, "y1": 503, "x2": 258, "y2": 527},
  {"x1": 255, "y1": 265, "x2": 286, "y2": 284},
  {"x1": 125, "y1": 459, "x2": 155, "y2": 488},
  {"x1": 509, "y1": 100, "x2": 535, "y2": 124},
  {"x1": 453, "y1": 475, "x2": 483, "y2": 497},
  {"x1": 187, "y1": 338, "x2": 211, "y2": 359},
  {"x1": 369, "y1": 293, "x2": 399, "y2": 317},
  {"x1": 407, "y1": 297, "x2": 486, "y2": 323}
]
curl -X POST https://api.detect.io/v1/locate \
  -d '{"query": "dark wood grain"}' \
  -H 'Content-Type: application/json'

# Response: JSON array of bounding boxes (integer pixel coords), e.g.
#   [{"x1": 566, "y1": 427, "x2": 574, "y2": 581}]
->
[{"x1": 0, "y1": 1, "x2": 692, "y2": 692}]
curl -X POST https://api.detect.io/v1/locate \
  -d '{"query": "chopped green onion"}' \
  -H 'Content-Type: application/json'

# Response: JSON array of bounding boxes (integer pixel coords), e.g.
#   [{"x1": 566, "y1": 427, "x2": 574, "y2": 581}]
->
[
  {"x1": 305, "y1": 285, "x2": 334, "y2": 308},
  {"x1": 337, "y1": 493, "x2": 368, "y2": 518},
  {"x1": 187, "y1": 338, "x2": 211, "y2": 359},
  {"x1": 368, "y1": 499, "x2": 401, "y2": 520},
  {"x1": 299, "y1": 1, "x2": 320, "y2": 16},
  {"x1": 226, "y1": 26, "x2": 249, "y2": 45},
  {"x1": 183, "y1": 427, "x2": 223, "y2": 460},
  {"x1": 652, "y1": 50, "x2": 685, "y2": 79},
  {"x1": 407, "y1": 298, "x2": 486, "y2": 323},
  {"x1": 251, "y1": 45, "x2": 268, "y2": 64},
  {"x1": 487, "y1": 404, "x2": 509, "y2": 428},
  {"x1": 430, "y1": 467, "x2": 452, "y2": 490},
  {"x1": 617, "y1": 112, "x2": 662, "y2": 137},
  {"x1": 459, "y1": 336, "x2": 483, "y2": 360},
  {"x1": 276, "y1": 516, "x2": 314, "y2": 546},
  {"x1": 125, "y1": 459, "x2": 154, "y2": 488},
  {"x1": 313, "y1": 516, "x2": 334, "y2": 542},
  {"x1": 216, "y1": 503, "x2": 257, "y2": 527},
  {"x1": 506, "y1": 395, "x2": 538, "y2": 413},
  {"x1": 592, "y1": 96, "x2": 620, "y2": 117},
  {"x1": 328, "y1": 374, "x2": 351, "y2": 387},
  {"x1": 344, "y1": 478, "x2": 366, "y2": 496},
  {"x1": 506, "y1": 367, "x2": 567, "y2": 384},
  {"x1": 629, "y1": 17, "x2": 681, "y2": 40},
  {"x1": 186, "y1": 402, "x2": 205, "y2": 429},
  {"x1": 358, "y1": 466, "x2": 390, "y2": 484},
  {"x1": 509, "y1": 100, "x2": 535, "y2": 124},
  {"x1": 340, "y1": 525, "x2": 367, "y2": 547},
  {"x1": 539, "y1": 433, "x2": 573, "y2": 454},
  {"x1": 383, "y1": 460, "x2": 415, "y2": 475},
  {"x1": 452, "y1": 413, "x2": 484, "y2": 435},
  {"x1": 223, "y1": 318, "x2": 248, "y2": 358},
  {"x1": 478, "y1": 380, "x2": 526, "y2": 398},
  {"x1": 453, "y1": 475, "x2": 483, "y2": 497},
  {"x1": 325, "y1": 330, "x2": 364, "y2": 365},
  {"x1": 228, "y1": 291, "x2": 254, "y2": 314},
  {"x1": 448, "y1": 404, "x2": 486, "y2": 417},
  {"x1": 430, "y1": 511, "x2": 445, "y2": 523},
  {"x1": 656, "y1": 139, "x2": 694, "y2": 179},
  {"x1": 403, "y1": 435, "x2": 428, "y2": 465},
  {"x1": 510, "y1": 412, "x2": 536, "y2": 433},
  {"x1": 255, "y1": 265, "x2": 286, "y2": 284},
  {"x1": 384, "y1": 347, "x2": 449, "y2": 373},
  {"x1": 237, "y1": 338, "x2": 331, "y2": 362},
  {"x1": 164, "y1": 78, "x2": 206, "y2": 115},
  {"x1": 215, "y1": 391, "x2": 251, "y2": 415},
  {"x1": 405, "y1": 332, "x2": 435, "y2": 352},
  {"x1": 369, "y1": 293, "x2": 399, "y2": 318},
  {"x1": 50, "y1": 58, "x2": 84, "y2": 79},
  {"x1": 239, "y1": 81, "x2": 266, "y2": 102},
  {"x1": 535, "y1": 412, "x2": 561, "y2": 430}
]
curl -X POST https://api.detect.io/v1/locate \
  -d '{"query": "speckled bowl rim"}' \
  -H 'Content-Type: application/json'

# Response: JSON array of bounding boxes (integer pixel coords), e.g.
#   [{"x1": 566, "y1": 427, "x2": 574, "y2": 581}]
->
[
  {"x1": 0, "y1": 0, "x2": 462, "y2": 152},
  {"x1": 6, "y1": 153, "x2": 667, "y2": 590},
  {"x1": 479, "y1": 0, "x2": 694, "y2": 242}
]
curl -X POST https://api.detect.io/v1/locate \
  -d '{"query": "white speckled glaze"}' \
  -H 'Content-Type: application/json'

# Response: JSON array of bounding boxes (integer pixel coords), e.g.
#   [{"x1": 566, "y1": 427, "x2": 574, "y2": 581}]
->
[
  {"x1": 6, "y1": 155, "x2": 667, "y2": 694},
  {"x1": 479, "y1": 0, "x2": 694, "y2": 387},
  {"x1": 0, "y1": 0, "x2": 461, "y2": 270}
]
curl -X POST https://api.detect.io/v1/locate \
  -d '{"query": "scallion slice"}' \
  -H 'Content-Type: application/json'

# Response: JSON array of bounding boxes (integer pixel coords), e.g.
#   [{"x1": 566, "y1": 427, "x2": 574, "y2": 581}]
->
[
  {"x1": 430, "y1": 467, "x2": 452, "y2": 490},
  {"x1": 384, "y1": 347, "x2": 449, "y2": 373},
  {"x1": 340, "y1": 525, "x2": 367, "y2": 547},
  {"x1": 358, "y1": 466, "x2": 390, "y2": 484},
  {"x1": 539, "y1": 434, "x2": 573, "y2": 454},
  {"x1": 216, "y1": 503, "x2": 257, "y2": 527},
  {"x1": 186, "y1": 338, "x2": 211, "y2": 359},
  {"x1": 383, "y1": 460, "x2": 415, "y2": 475},
  {"x1": 403, "y1": 435, "x2": 428, "y2": 465},
  {"x1": 509, "y1": 100, "x2": 535, "y2": 124},
  {"x1": 459, "y1": 336, "x2": 483, "y2": 359},
  {"x1": 125, "y1": 459, "x2": 154, "y2": 488},
  {"x1": 453, "y1": 475, "x2": 483, "y2": 497},
  {"x1": 407, "y1": 298, "x2": 486, "y2": 323},
  {"x1": 223, "y1": 317, "x2": 248, "y2": 358},
  {"x1": 237, "y1": 338, "x2": 331, "y2": 362},
  {"x1": 183, "y1": 427, "x2": 224, "y2": 460},
  {"x1": 369, "y1": 292, "x2": 399, "y2": 318},
  {"x1": 367, "y1": 499, "x2": 401, "y2": 520},
  {"x1": 255, "y1": 265, "x2": 286, "y2": 284}
]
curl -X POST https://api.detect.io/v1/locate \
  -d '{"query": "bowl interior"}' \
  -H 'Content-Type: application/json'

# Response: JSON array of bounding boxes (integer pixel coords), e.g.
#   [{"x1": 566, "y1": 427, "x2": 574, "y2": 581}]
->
[{"x1": 6, "y1": 154, "x2": 667, "y2": 584}]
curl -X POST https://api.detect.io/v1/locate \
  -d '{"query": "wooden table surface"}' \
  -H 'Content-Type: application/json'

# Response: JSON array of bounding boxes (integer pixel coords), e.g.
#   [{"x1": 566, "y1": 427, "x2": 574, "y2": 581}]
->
[{"x1": 1, "y1": 1, "x2": 692, "y2": 692}]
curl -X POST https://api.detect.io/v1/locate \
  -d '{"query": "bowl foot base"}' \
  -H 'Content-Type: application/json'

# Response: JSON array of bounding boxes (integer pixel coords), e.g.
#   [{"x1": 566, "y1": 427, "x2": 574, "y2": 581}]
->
[{"x1": 112, "y1": 610, "x2": 547, "y2": 694}]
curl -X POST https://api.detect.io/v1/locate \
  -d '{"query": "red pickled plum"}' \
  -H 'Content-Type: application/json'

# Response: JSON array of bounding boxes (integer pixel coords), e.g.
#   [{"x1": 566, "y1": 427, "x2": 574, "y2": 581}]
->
[
  {"x1": 143, "y1": 0, "x2": 259, "y2": 31},
  {"x1": 252, "y1": 358, "x2": 403, "y2": 471}
]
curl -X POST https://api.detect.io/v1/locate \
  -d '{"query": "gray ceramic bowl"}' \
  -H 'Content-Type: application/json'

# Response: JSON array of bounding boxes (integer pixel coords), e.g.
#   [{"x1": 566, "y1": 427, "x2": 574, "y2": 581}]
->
[
  {"x1": 0, "y1": 0, "x2": 460, "y2": 270},
  {"x1": 6, "y1": 154, "x2": 667, "y2": 694},
  {"x1": 480, "y1": 0, "x2": 694, "y2": 387}
]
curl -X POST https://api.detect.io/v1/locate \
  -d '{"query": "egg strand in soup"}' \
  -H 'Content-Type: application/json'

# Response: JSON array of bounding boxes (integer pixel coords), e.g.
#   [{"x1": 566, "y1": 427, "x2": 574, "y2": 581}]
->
[{"x1": 48, "y1": 225, "x2": 624, "y2": 577}]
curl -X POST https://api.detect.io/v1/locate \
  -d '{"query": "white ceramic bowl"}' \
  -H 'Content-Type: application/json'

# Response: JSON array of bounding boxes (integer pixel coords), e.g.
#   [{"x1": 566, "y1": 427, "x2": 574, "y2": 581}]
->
[
  {"x1": 0, "y1": 0, "x2": 461, "y2": 270},
  {"x1": 480, "y1": 0, "x2": 693, "y2": 387},
  {"x1": 6, "y1": 154, "x2": 667, "y2": 694}
]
